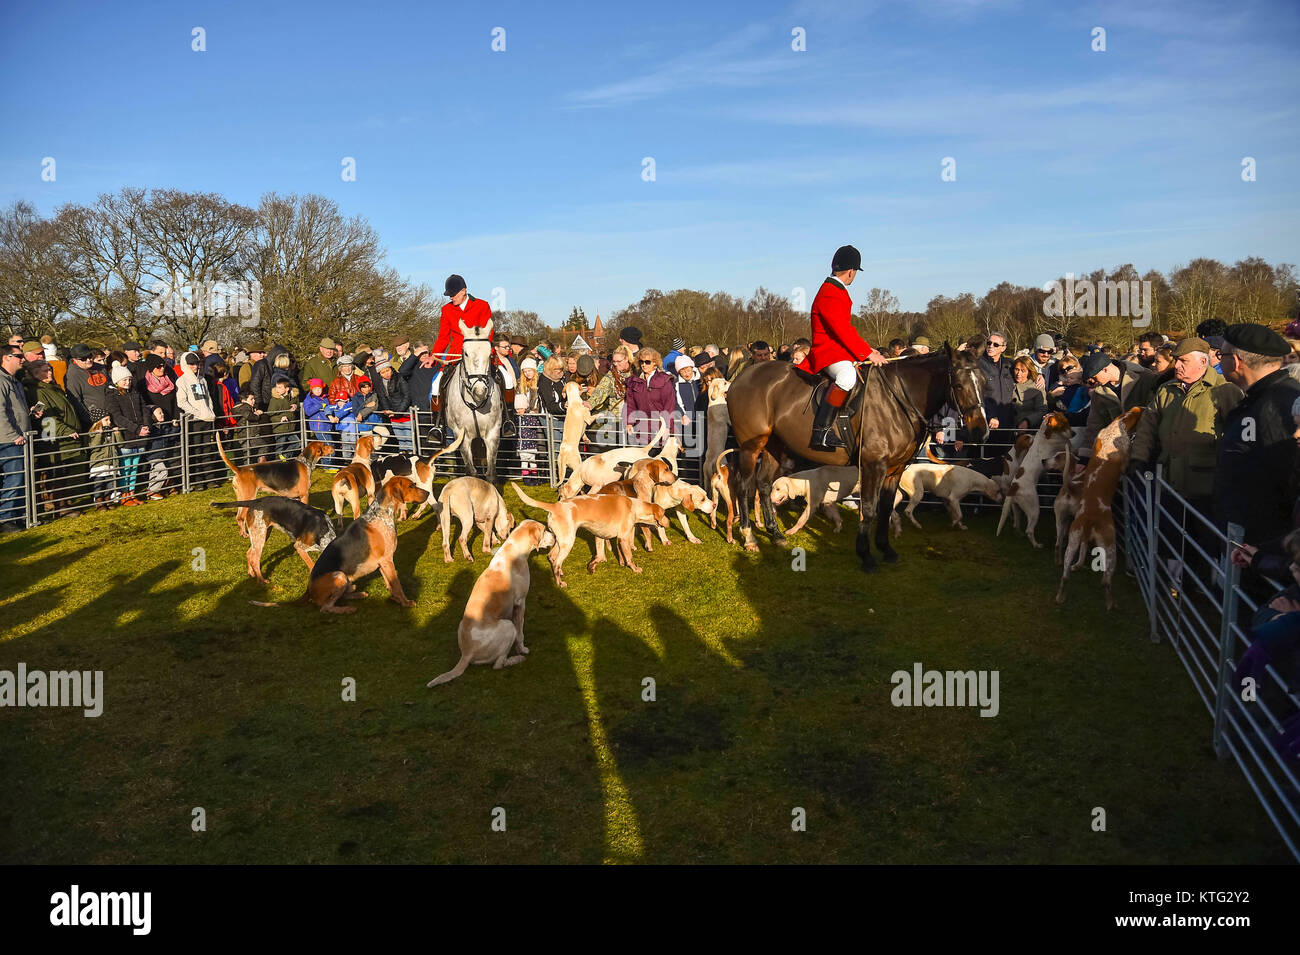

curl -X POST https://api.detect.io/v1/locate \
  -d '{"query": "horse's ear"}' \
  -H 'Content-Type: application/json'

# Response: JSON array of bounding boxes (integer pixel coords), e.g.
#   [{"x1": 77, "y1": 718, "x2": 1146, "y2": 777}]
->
[
  {"x1": 458, "y1": 319, "x2": 469, "y2": 337},
  {"x1": 483, "y1": 319, "x2": 493, "y2": 340}
]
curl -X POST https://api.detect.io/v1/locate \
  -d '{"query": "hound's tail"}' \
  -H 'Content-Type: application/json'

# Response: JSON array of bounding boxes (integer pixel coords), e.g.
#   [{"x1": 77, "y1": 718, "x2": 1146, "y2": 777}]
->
[
  {"x1": 210, "y1": 499, "x2": 275, "y2": 510},
  {"x1": 214, "y1": 431, "x2": 239, "y2": 475},
  {"x1": 429, "y1": 431, "x2": 464, "y2": 461},
  {"x1": 924, "y1": 433, "x2": 973, "y2": 468},
  {"x1": 639, "y1": 420, "x2": 669, "y2": 456},
  {"x1": 427, "y1": 653, "x2": 472, "y2": 687},
  {"x1": 510, "y1": 481, "x2": 558, "y2": 515},
  {"x1": 714, "y1": 447, "x2": 734, "y2": 479}
]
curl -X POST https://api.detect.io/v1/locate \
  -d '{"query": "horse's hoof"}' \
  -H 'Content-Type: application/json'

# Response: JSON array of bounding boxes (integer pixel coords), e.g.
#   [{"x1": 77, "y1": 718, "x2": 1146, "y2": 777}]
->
[
  {"x1": 883, "y1": 552, "x2": 899, "y2": 564},
  {"x1": 859, "y1": 562, "x2": 879, "y2": 573}
]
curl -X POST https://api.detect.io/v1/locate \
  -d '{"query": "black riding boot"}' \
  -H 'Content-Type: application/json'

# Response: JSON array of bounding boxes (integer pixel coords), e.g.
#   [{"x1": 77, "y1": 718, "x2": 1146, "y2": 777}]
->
[
  {"x1": 427, "y1": 396, "x2": 445, "y2": 444},
  {"x1": 498, "y1": 371, "x2": 517, "y2": 437},
  {"x1": 809, "y1": 394, "x2": 844, "y2": 451}
]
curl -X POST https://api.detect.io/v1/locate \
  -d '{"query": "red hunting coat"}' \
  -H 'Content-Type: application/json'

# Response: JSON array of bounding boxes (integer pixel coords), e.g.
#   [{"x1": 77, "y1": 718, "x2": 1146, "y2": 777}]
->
[
  {"x1": 809, "y1": 279, "x2": 876, "y2": 373},
  {"x1": 431, "y1": 296, "x2": 493, "y2": 364}
]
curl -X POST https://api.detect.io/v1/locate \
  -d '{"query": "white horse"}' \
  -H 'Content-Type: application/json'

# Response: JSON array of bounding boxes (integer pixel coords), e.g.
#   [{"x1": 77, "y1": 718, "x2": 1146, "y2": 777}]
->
[{"x1": 443, "y1": 320, "x2": 505, "y2": 484}]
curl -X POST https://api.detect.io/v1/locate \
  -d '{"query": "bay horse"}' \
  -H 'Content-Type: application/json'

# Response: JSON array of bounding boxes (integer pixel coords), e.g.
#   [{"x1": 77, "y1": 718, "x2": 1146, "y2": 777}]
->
[
  {"x1": 443, "y1": 319, "x2": 506, "y2": 484},
  {"x1": 725, "y1": 342, "x2": 989, "y2": 571}
]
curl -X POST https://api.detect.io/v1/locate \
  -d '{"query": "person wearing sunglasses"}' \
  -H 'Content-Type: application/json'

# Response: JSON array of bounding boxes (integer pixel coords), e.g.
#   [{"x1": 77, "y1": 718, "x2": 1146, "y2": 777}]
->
[
  {"x1": 978, "y1": 331, "x2": 1016, "y2": 439},
  {"x1": 624, "y1": 347, "x2": 674, "y2": 445}
]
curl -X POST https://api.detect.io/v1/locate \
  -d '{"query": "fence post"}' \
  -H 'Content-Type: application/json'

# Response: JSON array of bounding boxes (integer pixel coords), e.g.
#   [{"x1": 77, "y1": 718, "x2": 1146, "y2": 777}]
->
[
  {"x1": 1212, "y1": 521, "x2": 1244, "y2": 760},
  {"x1": 544, "y1": 412, "x2": 556, "y2": 486},
  {"x1": 23, "y1": 430, "x2": 36, "y2": 528},
  {"x1": 180, "y1": 416, "x2": 191, "y2": 493},
  {"x1": 410, "y1": 406, "x2": 421, "y2": 457},
  {"x1": 1143, "y1": 470, "x2": 1159, "y2": 643}
]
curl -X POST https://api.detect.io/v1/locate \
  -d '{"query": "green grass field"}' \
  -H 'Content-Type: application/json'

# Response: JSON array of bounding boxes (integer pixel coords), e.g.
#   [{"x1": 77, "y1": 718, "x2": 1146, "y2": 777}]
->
[{"x1": 0, "y1": 473, "x2": 1287, "y2": 864}]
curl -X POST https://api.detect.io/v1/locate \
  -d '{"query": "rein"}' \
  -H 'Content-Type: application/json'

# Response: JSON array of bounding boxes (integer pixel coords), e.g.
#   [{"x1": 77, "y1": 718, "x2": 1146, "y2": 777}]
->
[{"x1": 858, "y1": 355, "x2": 982, "y2": 456}]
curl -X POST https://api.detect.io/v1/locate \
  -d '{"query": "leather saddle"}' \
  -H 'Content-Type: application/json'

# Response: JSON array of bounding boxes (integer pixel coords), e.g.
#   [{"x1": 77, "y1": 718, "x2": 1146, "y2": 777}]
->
[{"x1": 802, "y1": 367, "x2": 866, "y2": 455}]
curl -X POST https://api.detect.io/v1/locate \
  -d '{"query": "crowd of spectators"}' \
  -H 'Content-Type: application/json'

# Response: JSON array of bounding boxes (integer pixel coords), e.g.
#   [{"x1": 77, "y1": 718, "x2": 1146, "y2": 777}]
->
[
  {"x1": 3, "y1": 318, "x2": 1299, "y2": 574},
  {"x1": 0, "y1": 326, "x2": 790, "y2": 528}
]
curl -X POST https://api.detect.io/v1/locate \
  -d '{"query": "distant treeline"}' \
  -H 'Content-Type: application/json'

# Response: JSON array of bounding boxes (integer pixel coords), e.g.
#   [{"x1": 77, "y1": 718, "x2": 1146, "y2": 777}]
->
[{"x1": 2, "y1": 189, "x2": 1295, "y2": 354}]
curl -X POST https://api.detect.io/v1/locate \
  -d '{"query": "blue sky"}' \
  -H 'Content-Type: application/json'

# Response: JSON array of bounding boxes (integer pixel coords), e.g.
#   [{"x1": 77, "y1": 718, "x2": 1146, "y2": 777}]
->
[{"x1": 1, "y1": 0, "x2": 1297, "y2": 324}]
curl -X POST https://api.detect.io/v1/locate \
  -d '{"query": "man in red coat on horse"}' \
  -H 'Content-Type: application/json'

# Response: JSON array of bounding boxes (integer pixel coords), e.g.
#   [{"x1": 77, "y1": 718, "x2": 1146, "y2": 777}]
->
[
  {"x1": 428, "y1": 273, "x2": 517, "y2": 438},
  {"x1": 808, "y1": 245, "x2": 887, "y2": 450}
]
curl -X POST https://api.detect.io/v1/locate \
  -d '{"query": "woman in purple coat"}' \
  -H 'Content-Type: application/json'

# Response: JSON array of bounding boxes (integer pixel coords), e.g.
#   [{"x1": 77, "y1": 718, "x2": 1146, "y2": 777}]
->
[{"x1": 623, "y1": 347, "x2": 675, "y2": 446}]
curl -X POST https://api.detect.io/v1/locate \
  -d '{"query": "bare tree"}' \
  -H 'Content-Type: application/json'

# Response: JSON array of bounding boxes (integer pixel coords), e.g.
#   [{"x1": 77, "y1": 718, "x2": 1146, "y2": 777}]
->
[
  {"x1": 1167, "y1": 258, "x2": 1228, "y2": 335},
  {"x1": 923, "y1": 293, "x2": 977, "y2": 347},
  {"x1": 56, "y1": 188, "x2": 151, "y2": 342},
  {"x1": 135, "y1": 189, "x2": 260, "y2": 344},
  {"x1": 0, "y1": 201, "x2": 74, "y2": 339},
  {"x1": 857, "y1": 287, "x2": 900, "y2": 344},
  {"x1": 494, "y1": 309, "x2": 547, "y2": 340}
]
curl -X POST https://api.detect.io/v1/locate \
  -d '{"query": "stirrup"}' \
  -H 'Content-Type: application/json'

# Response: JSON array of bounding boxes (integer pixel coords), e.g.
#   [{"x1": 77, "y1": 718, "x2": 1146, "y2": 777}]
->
[
  {"x1": 810, "y1": 427, "x2": 843, "y2": 451},
  {"x1": 501, "y1": 417, "x2": 518, "y2": 438}
]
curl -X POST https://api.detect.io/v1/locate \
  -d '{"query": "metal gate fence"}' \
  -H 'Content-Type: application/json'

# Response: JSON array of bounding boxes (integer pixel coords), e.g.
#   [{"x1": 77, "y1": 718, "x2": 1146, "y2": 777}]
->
[
  {"x1": 1118, "y1": 465, "x2": 1297, "y2": 861},
  {"x1": 7, "y1": 405, "x2": 1298, "y2": 861}
]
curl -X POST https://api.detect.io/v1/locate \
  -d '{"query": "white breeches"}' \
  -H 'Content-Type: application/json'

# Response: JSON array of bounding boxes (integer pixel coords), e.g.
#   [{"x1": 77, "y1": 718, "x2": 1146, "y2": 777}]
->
[{"x1": 824, "y1": 360, "x2": 857, "y2": 391}]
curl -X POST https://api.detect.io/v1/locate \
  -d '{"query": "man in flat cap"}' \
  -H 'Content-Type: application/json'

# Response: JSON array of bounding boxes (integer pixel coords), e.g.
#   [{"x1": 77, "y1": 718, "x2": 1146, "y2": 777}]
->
[
  {"x1": 807, "y1": 245, "x2": 887, "y2": 450},
  {"x1": 427, "y1": 274, "x2": 515, "y2": 438},
  {"x1": 300, "y1": 337, "x2": 339, "y2": 392},
  {"x1": 391, "y1": 335, "x2": 418, "y2": 383},
  {"x1": 1075, "y1": 347, "x2": 1157, "y2": 469},
  {"x1": 1213, "y1": 323, "x2": 1300, "y2": 544},
  {"x1": 1130, "y1": 337, "x2": 1242, "y2": 516}
]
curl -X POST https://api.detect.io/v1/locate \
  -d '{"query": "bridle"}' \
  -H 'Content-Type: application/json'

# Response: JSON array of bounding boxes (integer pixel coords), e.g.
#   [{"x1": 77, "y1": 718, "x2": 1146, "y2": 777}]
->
[
  {"x1": 457, "y1": 338, "x2": 495, "y2": 415},
  {"x1": 860, "y1": 355, "x2": 986, "y2": 443},
  {"x1": 956, "y1": 365, "x2": 988, "y2": 435}
]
